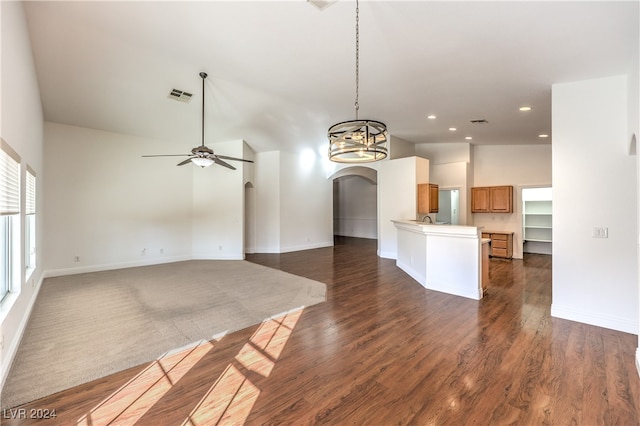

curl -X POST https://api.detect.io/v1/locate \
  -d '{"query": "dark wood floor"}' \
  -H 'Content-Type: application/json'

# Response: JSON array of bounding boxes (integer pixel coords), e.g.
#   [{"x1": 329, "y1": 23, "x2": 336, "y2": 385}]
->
[{"x1": 4, "y1": 237, "x2": 639, "y2": 425}]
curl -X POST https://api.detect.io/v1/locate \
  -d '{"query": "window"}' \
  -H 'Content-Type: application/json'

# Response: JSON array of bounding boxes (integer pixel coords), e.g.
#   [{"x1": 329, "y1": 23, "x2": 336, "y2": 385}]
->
[
  {"x1": 1, "y1": 139, "x2": 20, "y2": 302},
  {"x1": 25, "y1": 166, "x2": 36, "y2": 275}
]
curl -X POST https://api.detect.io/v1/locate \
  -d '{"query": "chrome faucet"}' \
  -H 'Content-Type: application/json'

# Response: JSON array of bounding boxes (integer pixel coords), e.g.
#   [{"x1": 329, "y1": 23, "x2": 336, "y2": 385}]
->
[{"x1": 421, "y1": 214, "x2": 433, "y2": 223}]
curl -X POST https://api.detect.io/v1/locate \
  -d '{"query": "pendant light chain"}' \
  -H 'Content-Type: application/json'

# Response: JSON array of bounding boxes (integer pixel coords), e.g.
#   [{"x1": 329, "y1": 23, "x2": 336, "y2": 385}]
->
[
  {"x1": 327, "y1": 0, "x2": 388, "y2": 163},
  {"x1": 354, "y1": 0, "x2": 360, "y2": 120}
]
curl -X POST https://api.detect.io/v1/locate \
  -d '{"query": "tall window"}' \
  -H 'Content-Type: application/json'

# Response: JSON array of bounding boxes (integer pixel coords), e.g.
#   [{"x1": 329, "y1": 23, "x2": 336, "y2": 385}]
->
[
  {"x1": 25, "y1": 166, "x2": 36, "y2": 275},
  {"x1": 1, "y1": 139, "x2": 20, "y2": 302}
]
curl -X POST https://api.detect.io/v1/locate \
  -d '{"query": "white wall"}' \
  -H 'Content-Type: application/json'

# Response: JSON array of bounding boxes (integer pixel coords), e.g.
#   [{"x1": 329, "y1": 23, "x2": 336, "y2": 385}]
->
[
  {"x1": 378, "y1": 156, "x2": 429, "y2": 258},
  {"x1": 0, "y1": 1, "x2": 45, "y2": 389},
  {"x1": 44, "y1": 123, "x2": 194, "y2": 274},
  {"x1": 472, "y1": 144, "x2": 552, "y2": 259},
  {"x1": 389, "y1": 135, "x2": 416, "y2": 160},
  {"x1": 252, "y1": 151, "x2": 281, "y2": 252},
  {"x1": 252, "y1": 150, "x2": 333, "y2": 253},
  {"x1": 430, "y1": 161, "x2": 469, "y2": 225},
  {"x1": 279, "y1": 151, "x2": 333, "y2": 252},
  {"x1": 415, "y1": 143, "x2": 472, "y2": 226},
  {"x1": 629, "y1": 17, "x2": 640, "y2": 373},
  {"x1": 192, "y1": 140, "x2": 248, "y2": 260},
  {"x1": 552, "y1": 75, "x2": 638, "y2": 335},
  {"x1": 416, "y1": 142, "x2": 471, "y2": 164}
]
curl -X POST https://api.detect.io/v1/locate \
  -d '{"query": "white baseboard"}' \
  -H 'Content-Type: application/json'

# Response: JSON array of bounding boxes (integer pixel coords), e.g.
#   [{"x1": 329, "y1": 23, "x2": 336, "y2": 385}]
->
[
  {"x1": 1, "y1": 275, "x2": 43, "y2": 392},
  {"x1": 551, "y1": 304, "x2": 639, "y2": 335},
  {"x1": 191, "y1": 253, "x2": 244, "y2": 260},
  {"x1": 253, "y1": 241, "x2": 333, "y2": 254},
  {"x1": 423, "y1": 280, "x2": 482, "y2": 300},
  {"x1": 396, "y1": 260, "x2": 425, "y2": 286},
  {"x1": 378, "y1": 250, "x2": 396, "y2": 259},
  {"x1": 43, "y1": 255, "x2": 192, "y2": 278},
  {"x1": 279, "y1": 241, "x2": 333, "y2": 253}
]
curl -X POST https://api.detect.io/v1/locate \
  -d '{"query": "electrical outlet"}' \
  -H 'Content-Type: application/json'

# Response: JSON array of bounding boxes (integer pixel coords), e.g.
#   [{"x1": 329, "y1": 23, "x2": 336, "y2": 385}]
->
[
  {"x1": 592, "y1": 227, "x2": 609, "y2": 238},
  {"x1": 141, "y1": 248, "x2": 147, "y2": 256},
  {"x1": 74, "y1": 256, "x2": 80, "y2": 262},
  {"x1": 160, "y1": 248, "x2": 164, "y2": 254}
]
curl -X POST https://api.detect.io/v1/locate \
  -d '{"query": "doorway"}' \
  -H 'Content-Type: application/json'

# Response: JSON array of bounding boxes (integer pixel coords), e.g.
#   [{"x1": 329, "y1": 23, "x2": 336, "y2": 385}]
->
[
  {"x1": 331, "y1": 167, "x2": 378, "y2": 240},
  {"x1": 333, "y1": 175, "x2": 378, "y2": 239},
  {"x1": 522, "y1": 186, "x2": 552, "y2": 255},
  {"x1": 436, "y1": 189, "x2": 460, "y2": 225},
  {"x1": 244, "y1": 182, "x2": 255, "y2": 255}
]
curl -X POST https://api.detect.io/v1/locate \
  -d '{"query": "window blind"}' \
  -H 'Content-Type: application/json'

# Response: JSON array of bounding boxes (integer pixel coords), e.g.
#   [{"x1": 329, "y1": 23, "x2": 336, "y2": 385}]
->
[
  {"x1": 1, "y1": 139, "x2": 20, "y2": 216},
  {"x1": 26, "y1": 166, "x2": 36, "y2": 215}
]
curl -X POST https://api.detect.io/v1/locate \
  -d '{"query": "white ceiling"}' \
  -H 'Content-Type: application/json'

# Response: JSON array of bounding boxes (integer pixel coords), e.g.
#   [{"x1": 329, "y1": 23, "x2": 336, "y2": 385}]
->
[{"x1": 22, "y1": 1, "x2": 639, "y2": 155}]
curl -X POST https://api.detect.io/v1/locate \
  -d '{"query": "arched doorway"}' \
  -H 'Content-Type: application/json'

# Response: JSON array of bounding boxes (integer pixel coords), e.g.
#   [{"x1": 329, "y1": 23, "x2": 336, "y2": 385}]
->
[
  {"x1": 244, "y1": 181, "x2": 255, "y2": 255},
  {"x1": 330, "y1": 166, "x2": 378, "y2": 241}
]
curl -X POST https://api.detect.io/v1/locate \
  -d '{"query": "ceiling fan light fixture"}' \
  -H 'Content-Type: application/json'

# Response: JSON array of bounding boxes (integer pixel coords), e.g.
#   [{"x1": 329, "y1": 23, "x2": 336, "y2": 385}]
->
[
  {"x1": 142, "y1": 72, "x2": 254, "y2": 170},
  {"x1": 327, "y1": 0, "x2": 387, "y2": 163},
  {"x1": 191, "y1": 157, "x2": 214, "y2": 168}
]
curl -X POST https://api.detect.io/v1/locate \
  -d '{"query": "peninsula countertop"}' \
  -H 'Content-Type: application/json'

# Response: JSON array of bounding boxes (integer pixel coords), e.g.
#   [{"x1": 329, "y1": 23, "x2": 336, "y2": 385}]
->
[
  {"x1": 392, "y1": 219, "x2": 484, "y2": 300},
  {"x1": 391, "y1": 219, "x2": 482, "y2": 237}
]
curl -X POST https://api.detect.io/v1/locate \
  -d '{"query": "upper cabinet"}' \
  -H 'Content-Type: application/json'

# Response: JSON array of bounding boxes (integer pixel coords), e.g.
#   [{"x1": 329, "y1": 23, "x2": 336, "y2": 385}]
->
[
  {"x1": 417, "y1": 183, "x2": 439, "y2": 213},
  {"x1": 471, "y1": 187, "x2": 490, "y2": 212},
  {"x1": 471, "y1": 185, "x2": 513, "y2": 213}
]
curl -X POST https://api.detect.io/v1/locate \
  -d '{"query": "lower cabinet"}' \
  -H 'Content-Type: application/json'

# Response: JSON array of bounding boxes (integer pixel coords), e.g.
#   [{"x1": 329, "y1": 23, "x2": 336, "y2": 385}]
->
[{"x1": 481, "y1": 231, "x2": 514, "y2": 259}]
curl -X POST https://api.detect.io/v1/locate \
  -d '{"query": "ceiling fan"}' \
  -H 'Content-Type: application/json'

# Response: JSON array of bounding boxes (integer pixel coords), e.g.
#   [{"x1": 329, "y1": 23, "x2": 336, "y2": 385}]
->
[{"x1": 143, "y1": 72, "x2": 253, "y2": 169}]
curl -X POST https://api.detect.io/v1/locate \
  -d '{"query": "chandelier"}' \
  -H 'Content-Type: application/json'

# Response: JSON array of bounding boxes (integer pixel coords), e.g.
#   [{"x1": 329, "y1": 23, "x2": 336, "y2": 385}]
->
[{"x1": 328, "y1": 0, "x2": 388, "y2": 163}]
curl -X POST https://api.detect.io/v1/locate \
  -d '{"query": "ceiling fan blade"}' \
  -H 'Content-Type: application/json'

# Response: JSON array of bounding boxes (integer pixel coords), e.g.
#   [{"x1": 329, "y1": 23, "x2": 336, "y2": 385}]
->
[
  {"x1": 213, "y1": 157, "x2": 236, "y2": 170},
  {"x1": 142, "y1": 154, "x2": 190, "y2": 157},
  {"x1": 216, "y1": 155, "x2": 254, "y2": 163},
  {"x1": 177, "y1": 157, "x2": 196, "y2": 166}
]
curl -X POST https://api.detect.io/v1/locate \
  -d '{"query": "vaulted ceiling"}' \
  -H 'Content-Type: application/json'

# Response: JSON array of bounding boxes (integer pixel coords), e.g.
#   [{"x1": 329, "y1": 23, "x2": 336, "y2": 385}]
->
[{"x1": 22, "y1": 1, "x2": 639, "y2": 155}]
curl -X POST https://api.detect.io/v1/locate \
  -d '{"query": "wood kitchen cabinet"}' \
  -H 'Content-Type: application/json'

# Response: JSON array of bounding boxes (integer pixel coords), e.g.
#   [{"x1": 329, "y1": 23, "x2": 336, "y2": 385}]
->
[
  {"x1": 471, "y1": 185, "x2": 513, "y2": 213},
  {"x1": 417, "y1": 183, "x2": 439, "y2": 214},
  {"x1": 471, "y1": 187, "x2": 490, "y2": 212},
  {"x1": 481, "y1": 231, "x2": 514, "y2": 259}
]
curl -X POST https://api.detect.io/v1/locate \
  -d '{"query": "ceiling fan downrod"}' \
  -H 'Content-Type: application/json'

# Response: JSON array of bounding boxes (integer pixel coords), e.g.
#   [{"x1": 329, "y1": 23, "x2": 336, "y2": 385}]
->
[
  {"x1": 199, "y1": 72, "x2": 207, "y2": 149},
  {"x1": 141, "y1": 71, "x2": 254, "y2": 170}
]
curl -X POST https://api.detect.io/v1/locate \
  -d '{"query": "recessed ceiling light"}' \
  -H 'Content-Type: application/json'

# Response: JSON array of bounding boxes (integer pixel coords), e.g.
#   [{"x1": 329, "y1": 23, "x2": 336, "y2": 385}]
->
[
  {"x1": 449, "y1": 127, "x2": 457, "y2": 131},
  {"x1": 519, "y1": 106, "x2": 532, "y2": 111},
  {"x1": 538, "y1": 134, "x2": 549, "y2": 138},
  {"x1": 465, "y1": 136, "x2": 473, "y2": 140},
  {"x1": 427, "y1": 115, "x2": 436, "y2": 120}
]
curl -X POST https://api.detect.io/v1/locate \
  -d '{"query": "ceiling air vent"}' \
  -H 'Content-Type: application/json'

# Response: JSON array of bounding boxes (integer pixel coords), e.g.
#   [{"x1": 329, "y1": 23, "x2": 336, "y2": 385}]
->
[
  {"x1": 168, "y1": 89, "x2": 193, "y2": 103},
  {"x1": 470, "y1": 119, "x2": 489, "y2": 124}
]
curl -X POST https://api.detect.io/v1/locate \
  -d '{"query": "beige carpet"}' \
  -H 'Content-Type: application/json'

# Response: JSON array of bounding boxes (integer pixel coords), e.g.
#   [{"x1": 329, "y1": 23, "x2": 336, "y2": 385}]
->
[{"x1": 1, "y1": 260, "x2": 326, "y2": 409}]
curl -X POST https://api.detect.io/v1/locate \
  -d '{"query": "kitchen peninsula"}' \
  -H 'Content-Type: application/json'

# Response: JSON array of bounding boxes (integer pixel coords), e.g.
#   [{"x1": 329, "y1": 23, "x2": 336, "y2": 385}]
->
[{"x1": 392, "y1": 220, "x2": 488, "y2": 300}]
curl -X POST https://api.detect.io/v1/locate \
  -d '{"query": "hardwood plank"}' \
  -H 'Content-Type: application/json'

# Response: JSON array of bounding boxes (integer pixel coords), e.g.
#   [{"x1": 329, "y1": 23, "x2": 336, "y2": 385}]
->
[{"x1": 2, "y1": 237, "x2": 639, "y2": 425}]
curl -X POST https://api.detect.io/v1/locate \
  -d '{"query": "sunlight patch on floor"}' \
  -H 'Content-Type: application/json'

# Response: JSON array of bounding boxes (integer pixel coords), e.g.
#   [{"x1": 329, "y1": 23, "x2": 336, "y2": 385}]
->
[
  {"x1": 182, "y1": 309, "x2": 303, "y2": 425},
  {"x1": 76, "y1": 309, "x2": 303, "y2": 426},
  {"x1": 77, "y1": 339, "x2": 217, "y2": 426}
]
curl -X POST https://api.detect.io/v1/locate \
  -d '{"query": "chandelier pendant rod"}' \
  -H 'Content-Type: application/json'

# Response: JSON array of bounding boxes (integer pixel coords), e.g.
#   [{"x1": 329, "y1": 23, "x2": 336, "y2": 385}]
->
[
  {"x1": 326, "y1": 0, "x2": 388, "y2": 163},
  {"x1": 354, "y1": 0, "x2": 359, "y2": 121}
]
